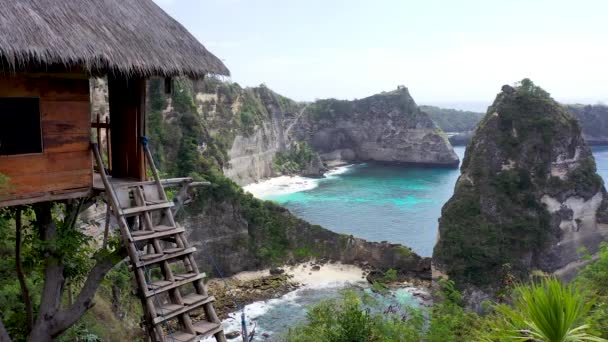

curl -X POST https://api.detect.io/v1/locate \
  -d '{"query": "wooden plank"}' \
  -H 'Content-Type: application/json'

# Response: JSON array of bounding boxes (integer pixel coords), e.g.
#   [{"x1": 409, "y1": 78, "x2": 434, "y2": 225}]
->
[
  {"x1": 0, "y1": 188, "x2": 91, "y2": 208},
  {"x1": 4, "y1": 169, "x2": 91, "y2": 195},
  {"x1": 41, "y1": 100, "x2": 90, "y2": 134},
  {"x1": 145, "y1": 273, "x2": 205, "y2": 298},
  {"x1": 162, "y1": 331, "x2": 198, "y2": 342},
  {"x1": 192, "y1": 321, "x2": 222, "y2": 338},
  {"x1": 136, "y1": 247, "x2": 196, "y2": 268},
  {"x1": 43, "y1": 133, "x2": 90, "y2": 153},
  {"x1": 122, "y1": 202, "x2": 174, "y2": 216},
  {"x1": 132, "y1": 227, "x2": 185, "y2": 242},
  {"x1": 153, "y1": 296, "x2": 214, "y2": 325},
  {"x1": 0, "y1": 75, "x2": 89, "y2": 101},
  {"x1": 0, "y1": 150, "x2": 90, "y2": 176}
]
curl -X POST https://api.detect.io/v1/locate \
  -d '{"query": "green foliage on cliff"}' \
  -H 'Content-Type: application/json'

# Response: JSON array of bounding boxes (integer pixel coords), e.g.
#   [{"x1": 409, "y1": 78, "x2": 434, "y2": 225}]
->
[
  {"x1": 273, "y1": 141, "x2": 317, "y2": 174},
  {"x1": 566, "y1": 104, "x2": 608, "y2": 144},
  {"x1": 434, "y1": 80, "x2": 598, "y2": 290},
  {"x1": 0, "y1": 207, "x2": 141, "y2": 341},
  {"x1": 185, "y1": 171, "x2": 310, "y2": 264},
  {"x1": 480, "y1": 277, "x2": 604, "y2": 342},
  {"x1": 286, "y1": 280, "x2": 481, "y2": 342},
  {"x1": 287, "y1": 270, "x2": 608, "y2": 342},
  {"x1": 420, "y1": 105, "x2": 484, "y2": 132},
  {"x1": 576, "y1": 243, "x2": 608, "y2": 338}
]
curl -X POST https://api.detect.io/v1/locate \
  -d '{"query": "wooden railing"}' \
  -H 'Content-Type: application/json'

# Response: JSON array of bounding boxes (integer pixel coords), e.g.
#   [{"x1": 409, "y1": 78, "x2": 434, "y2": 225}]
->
[{"x1": 91, "y1": 114, "x2": 112, "y2": 173}]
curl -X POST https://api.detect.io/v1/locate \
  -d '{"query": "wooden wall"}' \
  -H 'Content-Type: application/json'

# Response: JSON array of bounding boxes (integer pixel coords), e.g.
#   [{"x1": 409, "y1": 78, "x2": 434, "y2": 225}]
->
[{"x1": 0, "y1": 73, "x2": 92, "y2": 207}]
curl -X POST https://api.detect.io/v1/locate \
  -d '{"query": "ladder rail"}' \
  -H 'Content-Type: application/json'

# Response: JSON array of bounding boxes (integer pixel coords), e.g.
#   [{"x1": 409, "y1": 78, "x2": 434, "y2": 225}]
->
[{"x1": 93, "y1": 142, "x2": 226, "y2": 342}]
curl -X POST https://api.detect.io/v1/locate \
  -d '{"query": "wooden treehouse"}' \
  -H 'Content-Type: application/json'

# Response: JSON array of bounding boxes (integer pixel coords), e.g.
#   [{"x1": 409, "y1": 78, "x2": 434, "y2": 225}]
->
[{"x1": 0, "y1": 0, "x2": 230, "y2": 341}]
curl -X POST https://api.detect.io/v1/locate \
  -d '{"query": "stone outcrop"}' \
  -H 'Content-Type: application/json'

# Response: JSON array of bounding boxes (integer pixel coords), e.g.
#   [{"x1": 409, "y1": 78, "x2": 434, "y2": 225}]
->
[
  {"x1": 187, "y1": 81, "x2": 459, "y2": 185},
  {"x1": 183, "y1": 195, "x2": 431, "y2": 279},
  {"x1": 566, "y1": 104, "x2": 608, "y2": 145},
  {"x1": 290, "y1": 87, "x2": 459, "y2": 167},
  {"x1": 433, "y1": 80, "x2": 608, "y2": 303}
]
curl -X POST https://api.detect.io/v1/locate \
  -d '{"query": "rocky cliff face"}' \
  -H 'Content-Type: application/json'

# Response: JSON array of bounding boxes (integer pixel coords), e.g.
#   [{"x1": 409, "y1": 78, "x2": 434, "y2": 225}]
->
[
  {"x1": 433, "y1": 80, "x2": 608, "y2": 302},
  {"x1": 163, "y1": 80, "x2": 459, "y2": 186},
  {"x1": 182, "y1": 189, "x2": 431, "y2": 279},
  {"x1": 291, "y1": 87, "x2": 459, "y2": 167},
  {"x1": 566, "y1": 104, "x2": 608, "y2": 145}
]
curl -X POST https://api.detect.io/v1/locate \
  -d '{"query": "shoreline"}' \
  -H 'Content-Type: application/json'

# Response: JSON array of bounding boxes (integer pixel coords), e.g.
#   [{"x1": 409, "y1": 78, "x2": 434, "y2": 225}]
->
[
  {"x1": 207, "y1": 260, "x2": 432, "y2": 319},
  {"x1": 204, "y1": 261, "x2": 432, "y2": 341},
  {"x1": 242, "y1": 163, "x2": 356, "y2": 199},
  {"x1": 207, "y1": 261, "x2": 368, "y2": 319}
]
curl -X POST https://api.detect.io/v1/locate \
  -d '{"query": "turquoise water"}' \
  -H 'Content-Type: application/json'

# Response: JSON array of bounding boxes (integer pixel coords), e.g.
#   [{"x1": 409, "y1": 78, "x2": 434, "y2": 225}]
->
[
  {"x1": 231, "y1": 146, "x2": 608, "y2": 341},
  {"x1": 264, "y1": 147, "x2": 466, "y2": 257},
  {"x1": 262, "y1": 146, "x2": 608, "y2": 257}
]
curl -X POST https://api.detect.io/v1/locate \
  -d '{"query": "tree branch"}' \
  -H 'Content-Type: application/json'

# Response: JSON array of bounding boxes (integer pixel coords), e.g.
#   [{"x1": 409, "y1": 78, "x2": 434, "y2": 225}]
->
[
  {"x1": 33, "y1": 203, "x2": 65, "y2": 323},
  {"x1": 0, "y1": 318, "x2": 12, "y2": 342},
  {"x1": 14, "y1": 207, "x2": 33, "y2": 332},
  {"x1": 50, "y1": 249, "x2": 125, "y2": 337}
]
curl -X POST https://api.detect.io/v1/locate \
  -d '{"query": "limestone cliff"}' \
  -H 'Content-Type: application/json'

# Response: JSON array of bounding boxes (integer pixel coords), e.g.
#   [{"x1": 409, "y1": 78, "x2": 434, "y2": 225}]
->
[
  {"x1": 181, "y1": 179, "x2": 430, "y2": 278},
  {"x1": 291, "y1": 87, "x2": 459, "y2": 167},
  {"x1": 153, "y1": 80, "x2": 459, "y2": 186},
  {"x1": 433, "y1": 80, "x2": 608, "y2": 301},
  {"x1": 566, "y1": 104, "x2": 608, "y2": 145},
  {"x1": 88, "y1": 78, "x2": 434, "y2": 281}
]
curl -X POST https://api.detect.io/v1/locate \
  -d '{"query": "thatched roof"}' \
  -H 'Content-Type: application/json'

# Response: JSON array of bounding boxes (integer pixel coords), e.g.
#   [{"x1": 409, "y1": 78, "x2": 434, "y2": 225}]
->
[{"x1": 0, "y1": 0, "x2": 229, "y2": 78}]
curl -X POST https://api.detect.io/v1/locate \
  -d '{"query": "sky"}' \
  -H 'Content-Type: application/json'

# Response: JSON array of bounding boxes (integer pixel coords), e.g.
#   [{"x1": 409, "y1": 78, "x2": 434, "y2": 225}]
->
[{"x1": 153, "y1": 0, "x2": 608, "y2": 111}]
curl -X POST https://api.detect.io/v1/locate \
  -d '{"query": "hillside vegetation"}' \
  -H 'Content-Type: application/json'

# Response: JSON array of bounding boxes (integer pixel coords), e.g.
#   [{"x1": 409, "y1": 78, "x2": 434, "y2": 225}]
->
[{"x1": 420, "y1": 105, "x2": 484, "y2": 132}]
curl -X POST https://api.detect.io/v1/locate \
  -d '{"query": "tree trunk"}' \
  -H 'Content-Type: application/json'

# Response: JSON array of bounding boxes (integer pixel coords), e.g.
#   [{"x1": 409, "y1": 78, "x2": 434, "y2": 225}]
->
[{"x1": 28, "y1": 324, "x2": 53, "y2": 342}]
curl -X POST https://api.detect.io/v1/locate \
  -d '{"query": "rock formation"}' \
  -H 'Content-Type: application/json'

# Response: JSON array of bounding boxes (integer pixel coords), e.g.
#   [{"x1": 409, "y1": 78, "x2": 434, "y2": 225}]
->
[
  {"x1": 291, "y1": 87, "x2": 459, "y2": 167},
  {"x1": 566, "y1": 104, "x2": 608, "y2": 145},
  {"x1": 183, "y1": 192, "x2": 431, "y2": 279},
  {"x1": 433, "y1": 80, "x2": 608, "y2": 303}
]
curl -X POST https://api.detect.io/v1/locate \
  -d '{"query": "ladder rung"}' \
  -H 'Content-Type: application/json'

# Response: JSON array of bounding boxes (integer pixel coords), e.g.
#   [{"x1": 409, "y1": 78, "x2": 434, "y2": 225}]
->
[
  {"x1": 182, "y1": 293, "x2": 208, "y2": 306},
  {"x1": 162, "y1": 331, "x2": 198, "y2": 342},
  {"x1": 131, "y1": 230, "x2": 155, "y2": 237},
  {"x1": 136, "y1": 247, "x2": 196, "y2": 268},
  {"x1": 139, "y1": 253, "x2": 163, "y2": 262},
  {"x1": 122, "y1": 202, "x2": 174, "y2": 216},
  {"x1": 163, "y1": 247, "x2": 185, "y2": 254},
  {"x1": 154, "y1": 225, "x2": 176, "y2": 232},
  {"x1": 156, "y1": 303, "x2": 183, "y2": 316},
  {"x1": 193, "y1": 321, "x2": 223, "y2": 338},
  {"x1": 132, "y1": 227, "x2": 185, "y2": 242},
  {"x1": 153, "y1": 296, "x2": 214, "y2": 325},
  {"x1": 147, "y1": 279, "x2": 172, "y2": 290},
  {"x1": 174, "y1": 272, "x2": 197, "y2": 281},
  {"x1": 145, "y1": 273, "x2": 205, "y2": 298}
]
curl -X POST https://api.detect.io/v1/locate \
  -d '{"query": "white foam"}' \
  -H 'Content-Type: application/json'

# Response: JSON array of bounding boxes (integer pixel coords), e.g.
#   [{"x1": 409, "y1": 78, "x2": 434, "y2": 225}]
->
[
  {"x1": 202, "y1": 279, "x2": 366, "y2": 341},
  {"x1": 324, "y1": 164, "x2": 356, "y2": 178},
  {"x1": 243, "y1": 175, "x2": 318, "y2": 199},
  {"x1": 243, "y1": 164, "x2": 357, "y2": 200}
]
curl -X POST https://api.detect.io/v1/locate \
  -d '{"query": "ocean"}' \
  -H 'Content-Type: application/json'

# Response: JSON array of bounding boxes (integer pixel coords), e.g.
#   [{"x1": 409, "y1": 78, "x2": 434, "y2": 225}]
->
[
  {"x1": 245, "y1": 146, "x2": 467, "y2": 257},
  {"x1": 224, "y1": 145, "x2": 608, "y2": 341}
]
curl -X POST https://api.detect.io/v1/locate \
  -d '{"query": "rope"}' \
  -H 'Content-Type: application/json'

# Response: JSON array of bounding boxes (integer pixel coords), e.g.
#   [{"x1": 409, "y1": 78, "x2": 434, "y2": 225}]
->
[{"x1": 97, "y1": 143, "x2": 176, "y2": 342}]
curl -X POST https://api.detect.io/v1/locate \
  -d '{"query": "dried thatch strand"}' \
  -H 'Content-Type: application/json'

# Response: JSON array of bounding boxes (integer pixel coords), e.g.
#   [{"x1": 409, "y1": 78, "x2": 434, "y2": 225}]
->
[{"x1": 0, "y1": 0, "x2": 229, "y2": 78}]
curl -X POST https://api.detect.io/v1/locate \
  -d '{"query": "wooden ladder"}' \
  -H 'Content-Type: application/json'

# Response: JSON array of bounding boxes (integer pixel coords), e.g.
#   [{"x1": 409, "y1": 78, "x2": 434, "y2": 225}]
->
[{"x1": 92, "y1": 143, "x2": 226, "y2": 342}]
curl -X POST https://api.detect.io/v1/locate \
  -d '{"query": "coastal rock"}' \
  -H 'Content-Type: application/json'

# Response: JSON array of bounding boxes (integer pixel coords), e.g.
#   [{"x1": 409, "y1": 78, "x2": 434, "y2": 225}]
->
[
  {"x1": 290, "y1": 86, "x2": 459, "y2": 167},
  {"x1": 184, "y1": 197, "x2": 431, "y2": 280},
  {"x1": 269, "y1": 267, "x2": 285, "y2": 275},
  {"x1": 566, "y1": 104, "x2": 608, "y2": 145},
  {"x1": 225, "y1": 331, "x2": 240, "y2": 339},
  {"x1": 433, "y1": 80, "x2": 608, "y2": 304}
]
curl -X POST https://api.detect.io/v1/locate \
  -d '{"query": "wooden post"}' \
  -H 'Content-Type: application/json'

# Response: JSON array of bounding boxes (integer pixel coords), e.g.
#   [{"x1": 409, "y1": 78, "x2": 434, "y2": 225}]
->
[{"x1": 106, "y1": 116, "x2": 112, "y2": 173}]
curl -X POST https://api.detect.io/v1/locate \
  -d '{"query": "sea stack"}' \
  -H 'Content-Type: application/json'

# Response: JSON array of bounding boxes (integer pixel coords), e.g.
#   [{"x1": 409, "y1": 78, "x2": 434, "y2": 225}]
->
[
  {"x1": 290, "y1": 86, "x2": 459, "y2": 167},
  {"x1": 433, "y1": 79, "x2": 608, "y2": 302}
]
